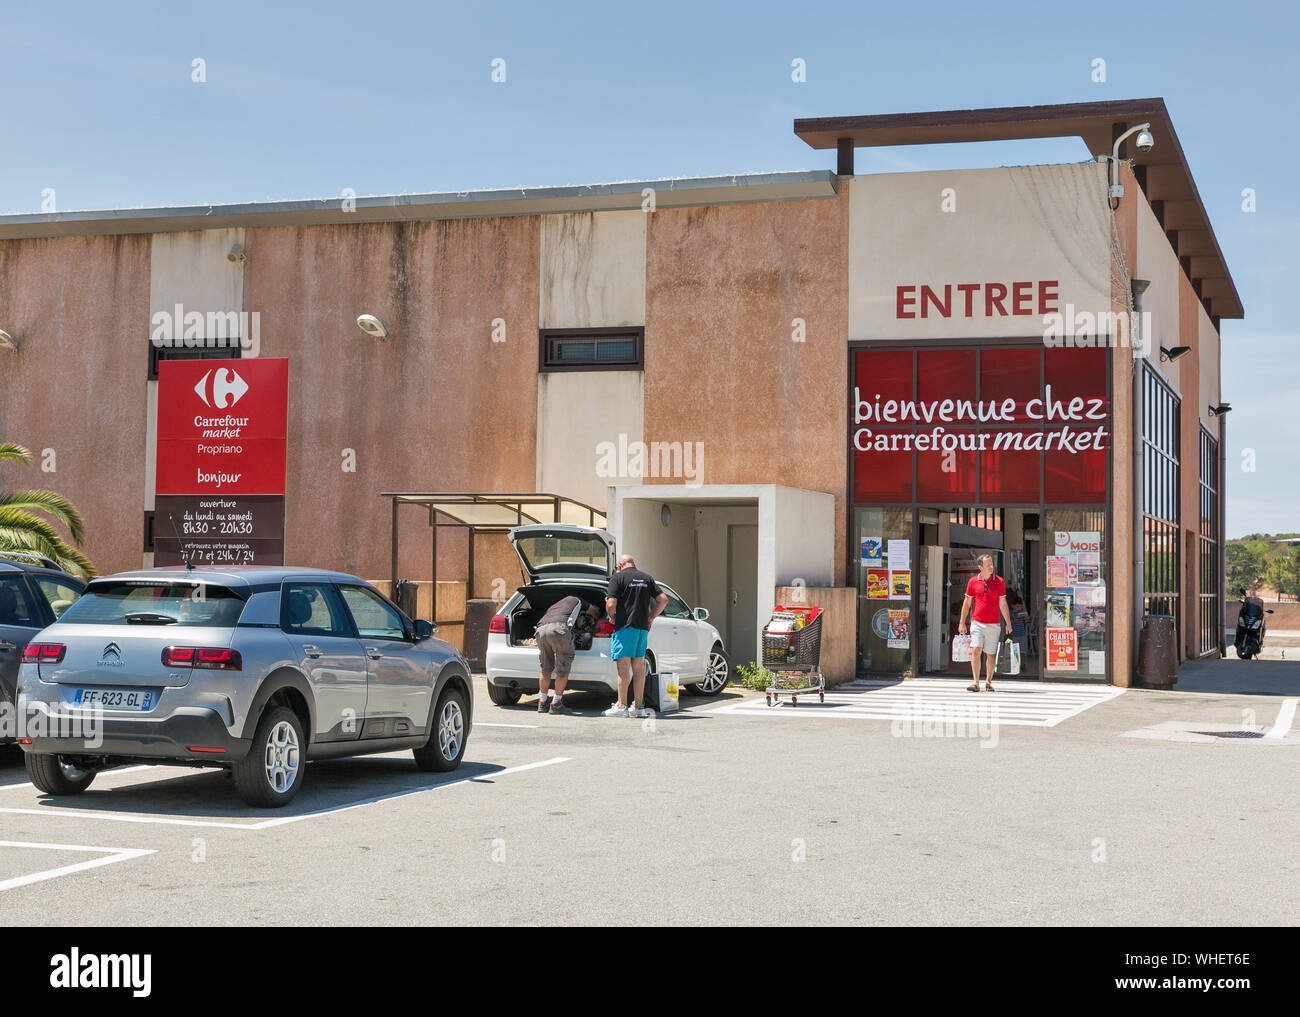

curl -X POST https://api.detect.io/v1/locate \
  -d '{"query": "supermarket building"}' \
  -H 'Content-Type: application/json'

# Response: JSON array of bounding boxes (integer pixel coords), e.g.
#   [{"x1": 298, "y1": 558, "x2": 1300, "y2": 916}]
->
[{"x1": 0, "y1": 99, "x2": 1239, "y2": 686}]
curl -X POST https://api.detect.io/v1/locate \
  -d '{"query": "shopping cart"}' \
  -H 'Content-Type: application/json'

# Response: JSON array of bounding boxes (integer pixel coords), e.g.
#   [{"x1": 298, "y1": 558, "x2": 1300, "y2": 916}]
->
[{"x1": 762, "y1": 605, "x2": 824, "y2": 706}]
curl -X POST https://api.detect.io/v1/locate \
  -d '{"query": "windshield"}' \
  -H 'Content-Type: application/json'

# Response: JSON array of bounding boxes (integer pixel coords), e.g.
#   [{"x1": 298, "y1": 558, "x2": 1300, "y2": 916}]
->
[
  {"x1": 515, "y1": 534, "x2": 611, "y2": 575},
  {"x1": 58, "y1": 581, "x2": 246, "y2": 627}
]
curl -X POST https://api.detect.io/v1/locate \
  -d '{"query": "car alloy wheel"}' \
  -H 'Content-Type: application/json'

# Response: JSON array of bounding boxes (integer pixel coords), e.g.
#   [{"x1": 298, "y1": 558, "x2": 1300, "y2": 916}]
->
[
  {"x1": 438, "y1": 699, "x2": 464, "y2": 762},
  {"x1": 698, "y1": 649, "x2": 730, "y2": 694},
  {"x1": 264, "y1": 720, "x2": 300, "y2": 794}
]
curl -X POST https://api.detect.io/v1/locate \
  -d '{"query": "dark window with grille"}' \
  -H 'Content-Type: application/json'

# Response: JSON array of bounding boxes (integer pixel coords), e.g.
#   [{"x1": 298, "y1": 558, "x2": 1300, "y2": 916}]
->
[
  {"x1": 539, "y1": 327, "x2": 643, "y2": 372},
  {"x1": 1198, "y1": 426, "x2": 1220, "y2": 657},
  {"x1": 148, "y1": 340, "x2": 242, "y2": 380},
  {"x1": 1141, "y1": 365, "x2": 1180, "y2": 642}
]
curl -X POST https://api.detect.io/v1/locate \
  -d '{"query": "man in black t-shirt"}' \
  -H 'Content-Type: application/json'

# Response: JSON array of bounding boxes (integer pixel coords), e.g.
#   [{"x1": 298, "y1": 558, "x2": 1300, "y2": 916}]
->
[{"x1": 604, "y1": 554, "x2": 668, "y2": 717}]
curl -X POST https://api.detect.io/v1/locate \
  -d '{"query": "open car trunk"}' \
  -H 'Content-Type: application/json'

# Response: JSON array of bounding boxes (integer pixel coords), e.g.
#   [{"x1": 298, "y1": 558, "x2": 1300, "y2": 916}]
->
[{"x1": 507, "y1": 583, "x2": 606, "y2": 647}]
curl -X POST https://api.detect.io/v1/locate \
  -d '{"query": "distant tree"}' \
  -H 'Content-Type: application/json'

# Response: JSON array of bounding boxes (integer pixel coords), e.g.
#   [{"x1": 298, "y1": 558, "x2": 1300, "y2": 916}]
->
[
  {"x1": 1265, "y1": 549, "x2": 1300, "y2": 602},
  {"x1": 1226, "y1": 540, "x2": 1268, "y2": 597}
]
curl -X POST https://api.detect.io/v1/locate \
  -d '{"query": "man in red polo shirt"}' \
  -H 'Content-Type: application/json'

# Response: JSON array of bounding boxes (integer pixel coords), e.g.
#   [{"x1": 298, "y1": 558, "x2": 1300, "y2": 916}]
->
[{"x1": 957, "y1": 553, "x2": 1013, "y2": 692}]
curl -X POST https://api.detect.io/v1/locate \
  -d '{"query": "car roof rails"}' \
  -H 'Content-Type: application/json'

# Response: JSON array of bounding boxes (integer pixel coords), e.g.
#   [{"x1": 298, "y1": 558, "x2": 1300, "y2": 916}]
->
[{"x1": 0, "y1": 550, "x2": 61, "y2": 570}]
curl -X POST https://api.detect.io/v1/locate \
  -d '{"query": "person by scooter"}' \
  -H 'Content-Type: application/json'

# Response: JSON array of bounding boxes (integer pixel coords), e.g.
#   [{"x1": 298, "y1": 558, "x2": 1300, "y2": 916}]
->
[{"x1": 1234, "y1": 587, "x2": 1274, "y2": 660}]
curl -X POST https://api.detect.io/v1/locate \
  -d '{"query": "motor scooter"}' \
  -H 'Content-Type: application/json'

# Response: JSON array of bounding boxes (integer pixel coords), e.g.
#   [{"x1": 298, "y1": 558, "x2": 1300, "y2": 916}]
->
[{"x1": 1234, "y1": 588, "x2": 1273, "y2": 660}]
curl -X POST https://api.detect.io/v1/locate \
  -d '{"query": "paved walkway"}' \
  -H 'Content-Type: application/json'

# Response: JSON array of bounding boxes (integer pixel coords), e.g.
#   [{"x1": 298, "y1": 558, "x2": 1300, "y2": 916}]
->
[{"x1": 1171, "y1": 656, "x2": 1300, "y2": 696}]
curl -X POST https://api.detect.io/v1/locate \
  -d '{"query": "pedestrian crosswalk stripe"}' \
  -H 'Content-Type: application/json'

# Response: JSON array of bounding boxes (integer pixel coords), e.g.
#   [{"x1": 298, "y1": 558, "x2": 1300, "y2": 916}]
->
[{"x1": 710, "y1": 678, "x2": 1123, "y2": 727}]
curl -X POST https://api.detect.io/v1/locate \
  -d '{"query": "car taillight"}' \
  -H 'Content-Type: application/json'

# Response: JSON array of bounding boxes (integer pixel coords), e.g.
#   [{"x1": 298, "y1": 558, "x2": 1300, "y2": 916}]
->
[
  {"x1": 21, "y1": 643, "x2": 65, "y2": 664},
  {"x1": 489, "y1": 615, "x2": 507, "y2": 634},
  {"x1": 162, "y1": 646, "x2": 242, "y2": 670},
  {"x1": 593, "y1": 619, "x2": 614, "y2": 637}
]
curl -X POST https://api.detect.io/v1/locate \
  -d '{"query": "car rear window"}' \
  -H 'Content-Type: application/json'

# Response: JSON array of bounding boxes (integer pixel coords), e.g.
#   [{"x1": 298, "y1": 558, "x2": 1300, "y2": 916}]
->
[
  {"x1": 58, "y1": 581, "x2": 246, "y2": 627},
  {"x1": 515, "y1": 536, "x2": 609, "y2": 574}
]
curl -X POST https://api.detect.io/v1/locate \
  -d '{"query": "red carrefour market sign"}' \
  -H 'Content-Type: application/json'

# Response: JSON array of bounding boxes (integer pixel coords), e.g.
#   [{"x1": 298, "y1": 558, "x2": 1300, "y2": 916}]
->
[{"x1": 155, "y1": 359, "x2": 288, "y2": 496}]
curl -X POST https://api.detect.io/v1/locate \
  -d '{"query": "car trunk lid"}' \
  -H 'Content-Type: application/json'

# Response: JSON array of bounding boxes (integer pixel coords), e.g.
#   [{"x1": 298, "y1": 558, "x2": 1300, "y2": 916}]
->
[{"x1": 507, "y1": 524, "x2": 616, "y2": 585}]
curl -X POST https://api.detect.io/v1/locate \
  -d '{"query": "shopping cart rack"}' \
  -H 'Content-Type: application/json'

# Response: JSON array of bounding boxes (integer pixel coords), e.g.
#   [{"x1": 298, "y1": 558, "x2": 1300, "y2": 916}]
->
[{"x1": 762, "y1": 605, "x2": 824, "y2": 706}]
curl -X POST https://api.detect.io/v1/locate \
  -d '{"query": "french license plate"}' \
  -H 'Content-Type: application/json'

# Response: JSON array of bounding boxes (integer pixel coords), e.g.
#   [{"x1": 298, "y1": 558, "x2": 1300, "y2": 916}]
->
[{"x1": 73, "y1": 688, "x2": 154, "y2": 711}]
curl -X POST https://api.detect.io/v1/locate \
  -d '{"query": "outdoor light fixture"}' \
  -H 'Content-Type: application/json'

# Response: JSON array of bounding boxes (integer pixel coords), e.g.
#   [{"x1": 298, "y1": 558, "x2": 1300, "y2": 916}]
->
[
  {"x1": 226, "y1": 243, "x2": 245, "y2": 264},
  {"x1": 0, "y1": 328, "x2": 17, "y2": 354},
  {"x1": 1159, "y1": 345, "x2": 1192, "y2": 363},
  {"x1": 661, "y1": 504, "x2": 671, "y2": 527},
  {"x1": 1208, "y1": 403, "x2": 1233, "y2": 416},
  {"x1": 1107, "y1": 122, "x2": 1153, "y2": 203},
  {"x1": 356, "y1": 314, "x2": 388, "y2": 341}
]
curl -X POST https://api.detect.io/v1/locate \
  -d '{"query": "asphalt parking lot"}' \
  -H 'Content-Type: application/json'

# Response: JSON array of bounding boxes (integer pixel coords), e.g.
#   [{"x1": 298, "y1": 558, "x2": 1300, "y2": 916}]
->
[{"x1": 1, "y1": 666, "x2": 1296, "y2": 926}]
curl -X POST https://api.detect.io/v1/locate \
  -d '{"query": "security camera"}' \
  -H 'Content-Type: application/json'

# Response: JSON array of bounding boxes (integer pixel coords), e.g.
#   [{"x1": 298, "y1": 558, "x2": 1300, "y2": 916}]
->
[
  {"x1": 1135, "y1": 129, "x2": 1154, "y2": 154},
  {"x1": 227, "y1": 243, "x2": 245, "y2": 264},
  {"x1": 356, "y1": 314, "x2": 388, "y2": 341}
]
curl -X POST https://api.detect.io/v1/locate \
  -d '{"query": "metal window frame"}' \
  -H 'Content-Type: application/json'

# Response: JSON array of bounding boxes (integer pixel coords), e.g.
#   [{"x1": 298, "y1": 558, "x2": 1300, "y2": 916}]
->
[{"x1": 538, "y1": 326, "x2": 645, "y2": 373}]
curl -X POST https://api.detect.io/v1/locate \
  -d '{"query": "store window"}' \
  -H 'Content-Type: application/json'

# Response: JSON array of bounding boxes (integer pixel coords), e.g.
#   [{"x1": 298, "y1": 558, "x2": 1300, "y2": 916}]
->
[
  {"x1": 1141, "y1": 365, "x2": 1180, "y2": 643},
  {"x1": 1043, "y1": 510, "x2": 1106, "y2": 677},
  {"x1": 854, "y1": 507, "x2": 911, "y2": 675},
  {"x1": 1198, "y1": 426, "x2": 1220, "y2": 657}
]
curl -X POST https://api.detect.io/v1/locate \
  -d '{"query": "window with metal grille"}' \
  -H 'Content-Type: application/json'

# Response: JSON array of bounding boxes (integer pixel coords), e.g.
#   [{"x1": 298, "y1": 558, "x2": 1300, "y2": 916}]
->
[
  {"x1": 148, "y1": 340, "x2": 243, "y2": 381},
  {"x1": 539, "y1": 328, "x2": 643, "y2": 372},
  {"x1": 1198, "y1": 426, "x2": 1220, "y2": 657},
  {"x1": 1141, "y1": 365, "x2": 1180, "y2": 644}
]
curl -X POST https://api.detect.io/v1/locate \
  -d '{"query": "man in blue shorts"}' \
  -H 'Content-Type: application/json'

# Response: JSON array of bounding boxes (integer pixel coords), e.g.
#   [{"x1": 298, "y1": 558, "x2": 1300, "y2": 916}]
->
[{"x1": 604, "y1": 553, "x2": 668, "y2": 717}]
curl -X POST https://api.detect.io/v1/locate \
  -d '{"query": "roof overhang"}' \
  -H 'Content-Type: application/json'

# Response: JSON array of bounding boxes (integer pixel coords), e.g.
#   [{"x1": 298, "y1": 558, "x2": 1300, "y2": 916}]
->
[
  {"x1": 0, "y1": 171, "x2": 838, "y2": 242},
  {"x1": 795, "y1": 98, "x2": 1242, "y2": 320}
]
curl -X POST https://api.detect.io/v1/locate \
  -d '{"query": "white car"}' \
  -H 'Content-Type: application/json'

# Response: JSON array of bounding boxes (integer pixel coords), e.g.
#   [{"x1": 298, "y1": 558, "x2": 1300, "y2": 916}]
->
[{"x1": 484, "y1": 524, "x2": 730, "y2": 705}]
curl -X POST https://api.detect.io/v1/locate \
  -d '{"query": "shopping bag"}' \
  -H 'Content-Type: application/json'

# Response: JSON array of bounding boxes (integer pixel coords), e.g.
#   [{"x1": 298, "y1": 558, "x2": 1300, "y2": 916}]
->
[
  {"x1": 1005, "y1": 638, "x2": 1022, "y2": 675},
  {"x1": 951, "y1": 634, "x2": 972, "y2": 662}
]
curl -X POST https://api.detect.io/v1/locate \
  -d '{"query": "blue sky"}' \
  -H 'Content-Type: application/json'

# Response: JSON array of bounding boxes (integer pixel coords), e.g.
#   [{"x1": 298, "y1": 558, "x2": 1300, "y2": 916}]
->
[{"x1": 3, "y1": 0, "x2": 1294, "y2": 537}]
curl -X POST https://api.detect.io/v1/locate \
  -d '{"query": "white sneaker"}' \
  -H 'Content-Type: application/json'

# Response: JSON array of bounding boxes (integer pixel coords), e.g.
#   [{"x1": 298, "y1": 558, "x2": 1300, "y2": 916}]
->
[{"x1": 603, "y1": 704, "x2": 629, "y2": 717}]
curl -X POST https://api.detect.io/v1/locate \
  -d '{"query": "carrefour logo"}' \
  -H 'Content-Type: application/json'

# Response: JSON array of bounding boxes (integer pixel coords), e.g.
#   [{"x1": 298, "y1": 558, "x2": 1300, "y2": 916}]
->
[{"x1": 193, "y1": 367, "x2": 249, "y2": 409}]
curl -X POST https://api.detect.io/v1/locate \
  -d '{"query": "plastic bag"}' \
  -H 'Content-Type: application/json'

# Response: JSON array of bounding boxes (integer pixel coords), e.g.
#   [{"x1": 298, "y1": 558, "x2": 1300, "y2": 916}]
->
[{"x1": 951, "y1": 634, "x2": 972, "y2": 662}]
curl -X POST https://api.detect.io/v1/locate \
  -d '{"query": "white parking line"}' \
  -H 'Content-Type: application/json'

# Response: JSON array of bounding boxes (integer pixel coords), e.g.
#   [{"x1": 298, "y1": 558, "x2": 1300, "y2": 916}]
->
[
  {"x1": 0, "y1": 756, "x2": 572, "y2": 830},
  {"x1": 1266, "y1": 698, "x2": 1297, "y2": 739},
  {"x1": 0, "y1": 840, "x2": 155, "y2": 892},
  {"x1": 477, "y1": 722, "x2": 540, "y2": 729}
]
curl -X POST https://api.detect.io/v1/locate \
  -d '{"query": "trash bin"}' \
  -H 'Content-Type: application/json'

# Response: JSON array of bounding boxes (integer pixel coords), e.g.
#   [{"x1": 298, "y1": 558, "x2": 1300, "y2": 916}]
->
[
  {"x1": 394, "y1": 579, "x2": 419, "y2": 620},
  {"x1": 1137, "y1": 614, "x2": 1178, "y2": 686}
]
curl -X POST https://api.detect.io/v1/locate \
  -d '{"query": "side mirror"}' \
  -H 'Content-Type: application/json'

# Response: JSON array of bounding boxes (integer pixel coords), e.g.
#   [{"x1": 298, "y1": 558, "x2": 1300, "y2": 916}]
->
[
  {"x1": 414, "y1": 619, "x2": 437, "y2": 640},
  {"x1": 694, "y1": 607, "x2": 710, "y2": 622}
]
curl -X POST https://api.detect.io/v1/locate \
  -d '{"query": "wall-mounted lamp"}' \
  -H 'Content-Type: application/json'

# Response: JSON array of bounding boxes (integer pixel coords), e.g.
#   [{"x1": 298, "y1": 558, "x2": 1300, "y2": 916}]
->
[
  {"x1": 356, "y1": 314, "x2": 388, "y2": 341},
  {"x1": 1208, "y1": 403, "x2": 1232, "y2": 417},
  {"x1": 1159, "y1": 345, "x2": 1192, "y2": 363},
  {"x1": 660, "y1": 504, "x2": 671, "y2": 527},
  {"x1": 227, "y1": 243, "x2": 246, "y2": 264},
  {"x1": 0, "y1": 329, "x2": 18, "y2": 354}
]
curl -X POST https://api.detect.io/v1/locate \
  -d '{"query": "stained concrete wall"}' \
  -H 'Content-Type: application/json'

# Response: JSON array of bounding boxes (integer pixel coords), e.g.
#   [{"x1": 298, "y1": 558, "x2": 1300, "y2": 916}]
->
[
  {"x1": 536, "y1": 370, "x2": 643, "y2": 509},
  {"x1": 0, "y1": 234, "x2": 152, "y2": 575},
  {"x1": 1136, "y1": 195, "x2": 1182, "y2": 390},
  {"x1": 539, "y1": 211, "x2": 645, "y2": 328},
  {"x1": 240, "y1": 217, "x2": 541, "y2": 582},
  {"x1": 644, "y1": 193, "x2": 848, "y2": 586}
]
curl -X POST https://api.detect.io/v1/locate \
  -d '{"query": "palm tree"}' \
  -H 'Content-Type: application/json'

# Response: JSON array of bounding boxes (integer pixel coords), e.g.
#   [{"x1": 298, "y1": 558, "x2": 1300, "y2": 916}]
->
[{"x1": 0, "y1": 443, "x2": 94, "y2": 577}]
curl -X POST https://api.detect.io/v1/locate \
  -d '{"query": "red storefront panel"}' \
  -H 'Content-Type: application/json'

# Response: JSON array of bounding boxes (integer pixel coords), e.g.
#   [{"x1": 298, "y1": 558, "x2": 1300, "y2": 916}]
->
[
  {"x1": 853, "y1": 428, "x2": 913, "y2": 503},
  {"x1": 917, "y1": 429, "x2": 976, "y2": 501},
  {"x1": 979, "y1": 427, "x2": 1040, "y2": 502},
  {"x1": 979, "y1": 346, "x2": 1039, "y2": 421}
]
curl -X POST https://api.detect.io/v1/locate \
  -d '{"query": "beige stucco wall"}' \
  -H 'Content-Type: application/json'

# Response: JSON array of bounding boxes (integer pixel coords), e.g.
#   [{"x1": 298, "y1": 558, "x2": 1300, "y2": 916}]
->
[
  {"x1": 539, "y1": 211, "x2": 645, "y2": 328},
  {"x1": 1135, "y1": 195, "x2": 1182, "y2": 390},
  {"x1": 536, "y1": 370, "x2": 644, "y2": 510},
  {"x1": 849, "y1": 163, "x2": 1112, "y2": 340}
]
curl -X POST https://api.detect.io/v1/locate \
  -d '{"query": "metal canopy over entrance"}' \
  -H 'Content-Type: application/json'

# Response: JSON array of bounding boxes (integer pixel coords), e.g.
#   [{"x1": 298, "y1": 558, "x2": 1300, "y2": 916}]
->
[{"x1": 380, "y1": 492, "x2": 606, "y2": 592}]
